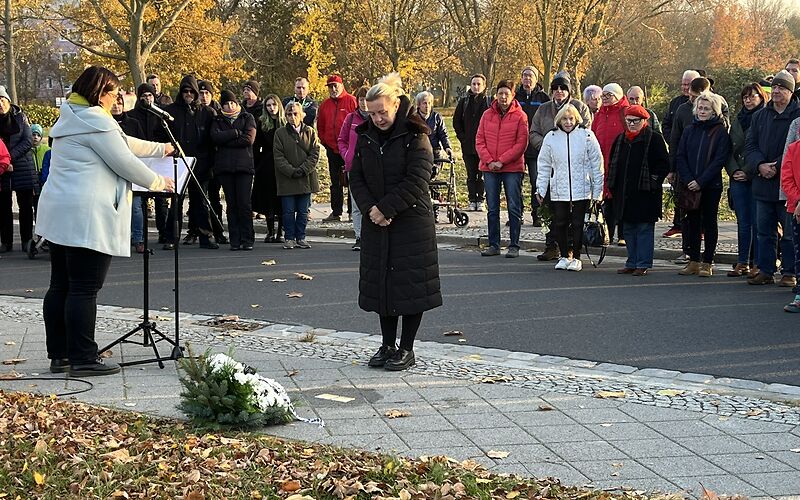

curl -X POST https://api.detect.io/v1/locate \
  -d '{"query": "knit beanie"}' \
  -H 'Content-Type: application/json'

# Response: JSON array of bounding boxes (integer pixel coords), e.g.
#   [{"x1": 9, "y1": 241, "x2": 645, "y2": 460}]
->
[
  {"x1": 243, "y1": 80, "x2": 260, "y2": 96},
  {"x1": 31, "y1": 124, "x2": 44, "y2": 136},
  {"x1": 550, "y1": 75, "x2": 571, "y2": 91},
  {"x1": 220, "y1": 90, "x2": 238, "y2": 106},
  {"x1": 772, "y1": 70, "x2": 796, "y2": 93},
  {"x1": 198, "y1": 80, "x2": 215, "y2": 94},
  {"x1": 0, "y1": 85, "x2": 10, "y2": 102},
  {"x1": 624, "y1": 105, "x2": 650, "y2": 120},
  {"x1": 136, "y1": 83, "x2": 156, "y2": 98},
  {"x1": 603, "y1": 83, "x2": 624, "y2": 100}
]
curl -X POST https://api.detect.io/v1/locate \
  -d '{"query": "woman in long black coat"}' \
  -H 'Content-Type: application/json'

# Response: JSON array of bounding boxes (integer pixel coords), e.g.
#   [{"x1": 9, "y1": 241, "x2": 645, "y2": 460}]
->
[
  {"x1": 252, "y1": 94, "x2": 285, "y2": 243},
  {"x1": 349, "y1": 73, "x2": 442, "y2": 371},
  {"x1": 607, "y1": 105, "x2": 670, "y2": 276}
]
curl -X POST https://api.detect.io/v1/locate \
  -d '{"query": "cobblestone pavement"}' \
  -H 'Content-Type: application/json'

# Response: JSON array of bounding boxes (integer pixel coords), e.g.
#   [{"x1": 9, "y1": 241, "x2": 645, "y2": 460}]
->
[{"x1": 1, "y1": 295, "x2": 799, "y2": 498}]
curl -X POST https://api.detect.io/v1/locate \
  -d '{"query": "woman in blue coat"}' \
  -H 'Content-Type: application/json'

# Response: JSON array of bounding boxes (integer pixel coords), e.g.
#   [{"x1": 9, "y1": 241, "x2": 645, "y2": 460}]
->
[
  {"x1": 675, "y1": 92, "x2": 732, "y2": 277},
  {"x1": 0, "y1": 86, "x2": 38, "y2": 253}
]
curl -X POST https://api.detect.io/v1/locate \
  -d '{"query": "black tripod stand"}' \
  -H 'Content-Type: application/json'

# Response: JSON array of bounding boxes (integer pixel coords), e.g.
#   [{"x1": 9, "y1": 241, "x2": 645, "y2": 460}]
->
[{"x1": 100, "y1": 114, "x2": 224, "y2": 368}]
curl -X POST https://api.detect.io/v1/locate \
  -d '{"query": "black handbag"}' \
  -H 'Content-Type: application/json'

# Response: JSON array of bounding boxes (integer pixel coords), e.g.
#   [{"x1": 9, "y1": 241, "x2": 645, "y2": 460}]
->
[{"x1": 583, "y1": 201, "x2": 608, "y2": 267}]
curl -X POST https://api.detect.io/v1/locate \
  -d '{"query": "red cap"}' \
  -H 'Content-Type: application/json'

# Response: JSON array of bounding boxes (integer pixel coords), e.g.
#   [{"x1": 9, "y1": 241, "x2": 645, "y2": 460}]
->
[
  {"x1": 326, "y1": 75, "x2": 343, "y2": 86},
  {"x1": 625, "y1": 105, "x2": 650, "y2": 120}
]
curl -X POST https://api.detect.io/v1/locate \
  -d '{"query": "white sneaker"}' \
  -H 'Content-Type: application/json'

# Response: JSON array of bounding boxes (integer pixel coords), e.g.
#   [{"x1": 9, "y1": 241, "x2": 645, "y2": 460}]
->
[
  {"x1": 554, "y1": 257, "x2": 570, "y2": 270},
  {"x1": 475, "y1": 202, "x2": 484, "y2": 212},
  {"x1": 469, "y1": 201, "x2": 477, "y2": 211},
  {"x1": 567, "y1": 258, "x2": 583, "y2": 272}
]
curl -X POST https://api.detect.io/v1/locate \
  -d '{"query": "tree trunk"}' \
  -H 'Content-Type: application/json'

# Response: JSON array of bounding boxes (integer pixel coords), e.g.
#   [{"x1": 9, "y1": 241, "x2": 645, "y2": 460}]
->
[
  {"x1": 129, "y1": 51, "x2": 146, "y2": 87},
  {"x1": 3, "y1": 0, "x2": 16, "y2": 102}
]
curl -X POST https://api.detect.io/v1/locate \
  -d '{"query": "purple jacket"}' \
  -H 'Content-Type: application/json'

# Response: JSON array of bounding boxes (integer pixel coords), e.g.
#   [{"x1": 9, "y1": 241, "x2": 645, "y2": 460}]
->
[{"x1": 337, "y1": 110, "x2": 367, "y2": 172}]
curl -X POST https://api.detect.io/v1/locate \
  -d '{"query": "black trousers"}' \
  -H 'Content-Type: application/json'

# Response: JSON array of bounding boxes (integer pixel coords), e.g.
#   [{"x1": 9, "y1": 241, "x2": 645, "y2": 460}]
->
[
  {"x1": 207, "y1": 176, "x2": 226, "y2": 239},
  {"x1": 0, "y1": 189, "x2": 34, "y2": 249},
  {"x1": 326, "y1": 147, "x2": 346, "y2": 216},
  {"x1": 43, "y1": 243, "x2": 112, "y2": 364},
  {"x1": 186, "y1": 177, "x2": 213, "y2": 240},
  {"x1": 462, "y1": 152, "x2": 484, "y2": 203},
  {"x1": 551, "y1": 200, "x2": 589, "y2": 259},
  {"x1": 686, "y1": 189, "x2": 722, "y2": 263},
  {"x1": 154, "y1": 197, "x2": 169, "y2": 237},
  {"x1": 217, "y1": 173, "x2": 254, "y2": 246}
]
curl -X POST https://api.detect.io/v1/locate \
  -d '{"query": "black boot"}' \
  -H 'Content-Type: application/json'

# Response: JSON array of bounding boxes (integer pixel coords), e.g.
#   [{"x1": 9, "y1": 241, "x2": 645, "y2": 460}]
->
[
  {"x1": 368, "y1": 344, "x2": 397, "y2": 367},
  {"x1": 69, "y1": 358, "x2": 121, "y2": 377},
  {"x1": 384, "y1": 349, "x2": 415, "y2": 371}
]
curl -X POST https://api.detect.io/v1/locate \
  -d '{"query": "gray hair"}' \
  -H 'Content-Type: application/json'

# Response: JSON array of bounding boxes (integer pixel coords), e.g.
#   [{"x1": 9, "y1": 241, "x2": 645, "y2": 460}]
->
[
  {"x1": 285, "y1": 101, "x2": 305, "y2": 117},
  {"x1": 415, "y1": 91, "x2": 434, "y2": 105},
  {"x1": 693, "y1": 91, "x2": 723, "y2": 117},
  {"x1": 583, "y1": 85, "x2": 602, "y2": 101},
  {"x1": 683, "y1": 70, "x2": 701, "y2": 81}
]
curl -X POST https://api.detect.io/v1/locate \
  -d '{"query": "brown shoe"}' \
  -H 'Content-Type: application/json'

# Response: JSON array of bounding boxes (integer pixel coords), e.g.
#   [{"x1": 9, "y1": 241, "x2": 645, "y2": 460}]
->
[
  {"x1": 746, "y1": 266, "x2": 760, "y2": 279},
  {"x1": 617, "y1": 267, "x2": 635, "y2": 274},
  {"x1": 537, "y1": 247, "x2": 560, "y2": 261},
  {"x1": 727, "y1": 263, "x2": 750, "y2": 277},
  {"x1": 678, "y1": 261, "x2": 701, "y2": 275},
  {"x1": 779, "y1": 275, "x2": 797, "y2": 287},
  {"x1": 698, "y1": 262, "x2": 713, "y2": 277},
  {"x1": 632, "y1": 268, "x2": 648, "y2": 276},
  {"x1": 747, "y1": 272, "x2": 775, "y2": 285}
]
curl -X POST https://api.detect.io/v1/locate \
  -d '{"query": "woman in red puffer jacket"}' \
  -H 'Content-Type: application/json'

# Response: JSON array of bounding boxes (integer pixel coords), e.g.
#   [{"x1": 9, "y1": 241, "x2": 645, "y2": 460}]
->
[{"x1": 475, "y1": 79, "x2": 529, "y2": 258}]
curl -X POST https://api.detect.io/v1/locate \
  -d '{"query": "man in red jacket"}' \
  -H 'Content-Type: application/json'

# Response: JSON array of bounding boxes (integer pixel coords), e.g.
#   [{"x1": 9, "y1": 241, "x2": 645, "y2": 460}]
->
[{"x1": 318, "y1": 75, "x2": 357, "y2": 222}]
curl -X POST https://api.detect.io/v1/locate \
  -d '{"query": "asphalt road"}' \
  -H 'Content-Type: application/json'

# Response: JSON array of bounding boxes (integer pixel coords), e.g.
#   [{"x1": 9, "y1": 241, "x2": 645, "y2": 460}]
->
[{"x1": 3, "y1": 238, "x2": 799, "y2": 385}]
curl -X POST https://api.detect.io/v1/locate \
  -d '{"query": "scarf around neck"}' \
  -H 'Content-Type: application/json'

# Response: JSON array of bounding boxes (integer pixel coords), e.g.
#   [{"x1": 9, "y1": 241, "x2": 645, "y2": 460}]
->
[{"x1": 68, "y1": 92, "x2": 112, "y2": 117}]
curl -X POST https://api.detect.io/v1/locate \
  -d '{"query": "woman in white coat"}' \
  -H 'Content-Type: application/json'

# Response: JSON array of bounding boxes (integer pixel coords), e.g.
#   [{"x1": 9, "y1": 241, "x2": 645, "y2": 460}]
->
[
  {"x1": 535, "y1": 104, "x2": 604, "y2": 271},
  {"x1": 36, "y1": 66, "x2": 175, "y2": 377}
]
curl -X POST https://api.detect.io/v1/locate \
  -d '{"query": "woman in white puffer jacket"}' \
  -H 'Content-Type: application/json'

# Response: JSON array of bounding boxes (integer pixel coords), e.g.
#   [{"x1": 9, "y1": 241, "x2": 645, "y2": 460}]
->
[{"x1": 535, "y1": 104, "x2": 604, "y2": 271}]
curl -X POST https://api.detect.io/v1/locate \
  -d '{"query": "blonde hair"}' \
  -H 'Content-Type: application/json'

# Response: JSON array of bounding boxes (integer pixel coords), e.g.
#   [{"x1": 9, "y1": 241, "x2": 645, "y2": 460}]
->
[
  {"x1": 553, "y1": 104, "x2": 583, "y2": 128},
  {"x1": 693, "y1": 92, "x2": 723, "y2": 117},
  {"x1": 366, "y1": 72, "x2": 405, "y2": 103}
]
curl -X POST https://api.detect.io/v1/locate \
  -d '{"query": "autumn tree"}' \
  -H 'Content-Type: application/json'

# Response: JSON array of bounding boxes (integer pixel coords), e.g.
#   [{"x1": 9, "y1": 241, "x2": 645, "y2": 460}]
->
[{"x1": 45, "y1": 0, "x2": 242, "y2": 87}]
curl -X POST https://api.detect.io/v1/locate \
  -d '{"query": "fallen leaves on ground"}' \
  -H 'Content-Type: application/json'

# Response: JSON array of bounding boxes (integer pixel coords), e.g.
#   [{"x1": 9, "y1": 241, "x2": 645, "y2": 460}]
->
[
  {"x1": 294, "y1": 272, "x2": 313, "y2": 280},
  {"x1": 286, "y1": 292, "x2": 304, "y2": 298},
  {"x1": 250, "y1": 304, "x2": 261, "y2": 309},
  {"x1": 656, "y1": 389, "x2": 685, "y2": 397},
  {"x1": 537, "y1": 405, "x2": 555, "y2": 411},
  {"x1": 285, "y1": 369, "x2": 299, "y2": 377},
  {"x1": 99, "y1": 350, "x2": 113, "y2": 359},
  {"x1": 476, "y1": 375, "x2": 513, "y2": 384},
  {"x1": 384, "y1": 409, "x2": 410, "y2": 419},
  {"x1": 594, "y1": 390, "x2": 626, "y2": 399},
  {"x1": 0, "y1": 390, "x2": 687, "y2": 499},
  {"x1": 261, "y1": 259, "x2": 276, "y2": 266},
  {"x1": 272, "y1": 278, "x2": 287, "y2": 283},
  {"x1": 1, "y1": 358, "x2": 26, "y2": 365},
  {"x1": 745, "y1": 409, "x2": 765, "y2": 417},
  {"x1": 0, "y1": 371, "x2": 23, "y2": 380},
  {"x1": 4, "y1": 341, "x2": 15, "y2": 346},
  {"x1": 486, "y1": 450, "x2": 510, "y2": 459},
  {"x1": 442, "y1": 330, "x2": 463, "y2": 336}
]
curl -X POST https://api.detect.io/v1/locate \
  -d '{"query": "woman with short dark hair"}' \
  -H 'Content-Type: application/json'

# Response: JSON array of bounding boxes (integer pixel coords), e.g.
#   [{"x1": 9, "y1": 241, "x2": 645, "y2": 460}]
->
[
  {"x1": 37, "y1": 66, "x2": 176, "y2": 376},
  {"x1": 725, "y1": 83, "x2": 767, "y2": 277}
]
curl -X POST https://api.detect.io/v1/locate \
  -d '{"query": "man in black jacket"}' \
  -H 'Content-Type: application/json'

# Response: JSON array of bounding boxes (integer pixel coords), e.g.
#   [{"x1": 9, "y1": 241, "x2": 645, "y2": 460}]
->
[
  {"x1": 454, "y1": 74, "x2": 491, "y2": 211},
  {"x1": 197, "y1": 80, "x2": 227, "y2": 244},
  {"x1": 661, "y1": 69, "x2": 701, "y2": 241},
  {"x1": 745, "y1": 70, "x2": 800, "y2": 287},
  {"x1": 514, "y1": 66, "x2": 549, "y2": 225},
  {"x1": 162, "y1": 75, "x2": 218, "y2": 250},
  {"x1": 146, "y1": 74, "x2": 173, "y2": 107},
  {"x1": 283, "y1": 77, "x2": 318, "y2": 126}
]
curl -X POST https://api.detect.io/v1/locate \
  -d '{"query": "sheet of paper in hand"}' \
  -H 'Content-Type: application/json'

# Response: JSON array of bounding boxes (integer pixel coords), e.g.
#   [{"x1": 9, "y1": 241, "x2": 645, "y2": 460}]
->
[{"x1": 133, "y1": 156, "x2": 195, "y2": 194}]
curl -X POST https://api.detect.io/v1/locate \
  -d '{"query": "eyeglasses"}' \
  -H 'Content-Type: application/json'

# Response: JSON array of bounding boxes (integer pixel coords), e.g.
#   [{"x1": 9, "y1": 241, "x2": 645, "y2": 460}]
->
[
  {"x1": 625, "y1": 118, "x2": 643, "y2": 125},
  {"x1": 742, "y1": 94, "x2": 760, "y2": 101},
  {"x1": 602, "y1": 92, "x2": 616, "y2": 99},
  {"x1": 551, "y1": 85, "x2": 568, "y2": 91},
  {"x1": 181, "y1": 89, "x2": 193, "y2": 94}
]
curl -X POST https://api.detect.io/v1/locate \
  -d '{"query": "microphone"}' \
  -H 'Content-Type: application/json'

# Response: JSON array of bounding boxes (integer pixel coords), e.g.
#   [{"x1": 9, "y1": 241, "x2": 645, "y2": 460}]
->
[{"x1": 144, "y1": 102, "x2": 174, "y2": 122}]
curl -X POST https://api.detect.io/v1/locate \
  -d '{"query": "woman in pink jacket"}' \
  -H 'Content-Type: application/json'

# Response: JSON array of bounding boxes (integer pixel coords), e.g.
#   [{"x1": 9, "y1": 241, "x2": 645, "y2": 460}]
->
[
  {"x1": 780, "y1": 128, "x2": 800, "y2": 312},
  {"x1": 337, "y1": 86, "x2": 369, "y2": 251},
  {"x1": 476, "y1": 80, "x2": 529, "y2": 258}
]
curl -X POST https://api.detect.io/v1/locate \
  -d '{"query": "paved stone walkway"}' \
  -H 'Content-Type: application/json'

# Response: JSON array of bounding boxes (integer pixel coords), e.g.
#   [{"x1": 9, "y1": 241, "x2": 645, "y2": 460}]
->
[{"x1": 1, "y1": 295, "x2": 799, "y2": 498}]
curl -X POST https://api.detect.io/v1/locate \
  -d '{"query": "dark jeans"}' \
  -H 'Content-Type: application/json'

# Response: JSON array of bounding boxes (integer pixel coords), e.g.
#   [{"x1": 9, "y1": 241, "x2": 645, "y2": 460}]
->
[
  {"x1": 729, "y1": 179, "x2": 757, "y2": 265},
  {"x1": 380, "y1": 312, "x2": 423, "y2": 351},
  {"x1": 462, "y1": 152, "x2": 484, "y2": 203},
  {"x1": 281, "y1": 193, "x2": 312, "y2": 241},
  {"x1": 326, "y1": 147, "x2": 346, "y2": 216},
  {"x1": 551, "y1": 200, "x2": 589, "y2": 259},
  {"x1": 154, "y1": 197, "x2": 169, "y2": 237},
  {"x1": 623, "y1": 222, "x2": 656, "y2": 269},
  {"x1": 217, "y1": 173, "x2": 254, "y2": 247},
  {"x1": 484, "y1": 171, "x2": 523, "y2": 249},
  {"x1": 43, "y1": 243, "x2": 112, "y2": 364},
  {"x1": 0, "y1": 189, "x2": 34, "y2": 248},
  {"x1": 526, "y1": 159, "x2": 539, "y2": 214},
  {"x1": 755, "y1": 199, "x2": 795, "y2": 275},
  {"x1": 685, "y1": 189, "x2": 722, "y2": 263}
]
